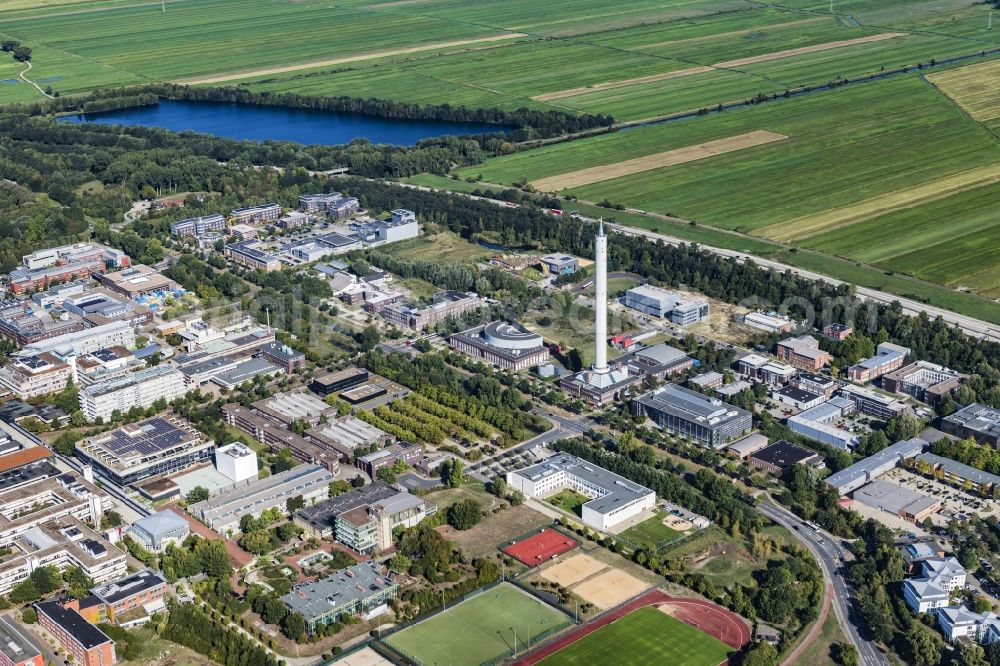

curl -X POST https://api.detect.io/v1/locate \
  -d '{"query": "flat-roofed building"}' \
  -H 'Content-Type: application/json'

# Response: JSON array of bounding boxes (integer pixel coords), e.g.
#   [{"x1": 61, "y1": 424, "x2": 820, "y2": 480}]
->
[
  {"x1": 74, "y1": 347, "x2": 144, "y2": 388},
  {"x1": 0, "y1": 617, "x2": 43, "y2": 666},
  {"x1": 726, "y1": 433, "x2": 770, "y2": 459},
  {"x1": 942, "y1": 403, "x2": 1000, "y2": 446},
  {"x1": 170, "y1": 214, "x2": 226, "y2": 238},
  {"x1": 539, "y1": 254, "x2": 578, "y2": 275},
  {"x1": 356, "y1": 441, "x2": 422, "y2": 478},
  {"x1": 306, "y1": 417, "x2": 392, "y2": 461},
  {"x1": 793, "y1": 372, "x2": 837, "y2": 399},
  {"x1": 734, "y1": 354, "x2": 797, "y2": 386},
  {"x1": 215, "y1": 443, "x2": 258, "y2": 483},
  {"x1": 0, "y1": 464, "x2": 108, "y2": 545},
  {"x1": 747, "y1": 441, "x2": 824, "y2": 474},
  {"x1": 277, "y1": 211, "x2": 309, "y2": 228},
  {"x1": 836, "y1": 384, "x2": 908, "y2": 419},
  {"x1": 281, "y1": 562, "x2": 397, "y2": 634},
  {"x1": 380, "y1": 291, "x2": 482, "y2": 331},
  {"x1": 851, "y1": 479, "x2": 940, "y2": 523},
  {"x1": 847, "y1": 342, "x2": 910, "y2": 383},
  {"x1": 0, "y1": 353, "x2": 72, "y2": 399},
  {"x1": 824, "y1": 437, "x2": 926, "y2": 495},
  {"x1": 624, "y1": 285, "x2": 677, "y2": 318},
  {"x1": 188, "y1": 464, "x2": 333, "y2": 534},
  {"x1": 12, "y1": 243, "x2": 129, "y2": 294},
  {"x1": 78, "y1": 366, "x2": 187, "y2": 422},
  {"x1": 92, "y1": 264, "x2": 182, "y2": 301},
  {"x1": 17, "y1": 321, "x2": 135, "y2": 360},
  {"x1": 75, "y1": 417, "x2": 212, "y2": 486},
  {"x1": 230, "y1": 203, "x2": 281, "y2": 223},
  {"x1": 299, "y1": 193, "x2": 347, "y2": 214},
  {"x1": 632, "y1": 383, "x2": 752, "y2": 449},
  {"x1": 775, "y1": 335, "x2": 830, "y2": 371},
  {"x1": 773, "y1": 385, "x2": 825, "y2": 411},
  {"x1": 613, "y1": 343, "x2": 693, "y2": 382},
  {"x1": 507, "y1": 452, "x2": 656, "y2": 531},
  {"x1": 670, "y1": 299, "x2": 709, "y2": 325},
  {"x1": 448, "y1": 321, "x2": 548, "y2": 371},
  {"x1": 35, "y1": 599, "x2": 116, "y2": 666},
  {"x1": 86, "y1": 569, "x2": 167, "y2": 625},
  {"x1": 258, "y1": 341, "x2": 306, "y2": 373},
  {"x1": 220, "y1": 404, "x2": 340, "y2": 473},
  {"x1": 689, "y1": 372, "x2": 724, "y2": 390},
  {"x1": 742, "y1": 312, "x2": 795, "y2": 334},
  {"x1": 253, "y1": 391, "x2": 335, "y2": 427},
  {"x1": 823, "y1": 323, "x2": 853, "y2": 341},
  {"x1": 916, "y1": 452, "x2": 1000, "y2": 493},
  {"x1": 335, "y1": 491, "x2": 429, "y2": 554},
  {"x1": 127, "y1": 509, "x2": 189, "y2": 552},
  {"x1": 210, "y1": 358, "x2": 282, "y2": 390},
  {"x1": 62, "y1": 289, "x2": 152, "y2": 328},
  {"x1": 0, "y1": 301, "x2": 85, "y2": 347},
  {"x1": 295, "y1": 481, "x2": 398, "y2": 539},
  {"x1": 883, "y1": 361, "x2": 964, "y2": 406},
  {"x1": 787, "y1": 398, "x2": 859, "y2": 450},
  {"x1": 224, "y1": 241, "x2": 281, "y2": 272},
  {"x1": 1, "y1": 516, "x2": 127, "y2": 596}
]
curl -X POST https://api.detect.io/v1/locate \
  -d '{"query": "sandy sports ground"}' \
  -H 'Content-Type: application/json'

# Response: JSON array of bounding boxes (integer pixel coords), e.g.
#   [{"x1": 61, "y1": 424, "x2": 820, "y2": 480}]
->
[
  {"x1": 757, "y1": 162, "x2": 1000, "y2": 242},
  {"x1": 540, "y1": 553, "x2": 607, "y2": 587},
  {"x1": 537, "y1": 552, "x2": 651, "y2": 610},
  {"x1": 178, "y1": 32, "x2": 527, "y2": 85},
  {"x1": 573, "y1": 569, "x2": 650, "y2": 610},
  {"x1": 664, "y1": 515, "x2": 695, "y2": 531},
  {"x1": 531, "y1": 130, "x2": 787, "y2": 191},
  {"x1": 533, "y1": 32, "x2": 903, "y2": 101}
]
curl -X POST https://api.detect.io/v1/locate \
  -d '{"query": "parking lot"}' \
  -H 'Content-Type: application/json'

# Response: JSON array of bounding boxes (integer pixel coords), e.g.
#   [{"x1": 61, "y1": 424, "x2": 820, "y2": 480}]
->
[{"x1": 884, "y1": 467, "x2": 998, "y2": 523}]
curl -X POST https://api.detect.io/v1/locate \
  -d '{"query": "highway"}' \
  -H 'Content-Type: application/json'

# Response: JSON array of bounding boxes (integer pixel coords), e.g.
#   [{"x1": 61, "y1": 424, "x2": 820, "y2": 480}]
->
[
  {"x1": 758, "y1": 501, "x2": 889, "y2": 666},
  {"x1": 606, "y1": 222, "x2": 999, "y2": 342}
]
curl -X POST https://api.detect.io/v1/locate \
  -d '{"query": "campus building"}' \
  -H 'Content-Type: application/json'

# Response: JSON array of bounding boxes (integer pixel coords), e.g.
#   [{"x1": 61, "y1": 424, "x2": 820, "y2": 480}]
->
[
  {"x1": 851, "y1": 479, "x2": 941, "y2": 523},
  {"x1": 836, "y1": 384, "x2": 908, "y2": 420},
  {"x1": 215, "y1": 443, "x2": 258, "y2": 483},
  {"x1": 230, "y1": 203, "x2": 281, "y2": 223},
  {"x1": 220, "y1": 403, "x2": 341, "y2": 473},
  {"x1": 623, "y1": 285, "x2": 708, "y2": 324},
  {"x1": 883, "y1": 361, "x2": 964, "y2": 406},
  {"x1": 903, "y1": 557, "x2": 966, "y2": 613},
  {"x1": 775, "y1": 335, "x2": 830, "y2": 371},
  {"x1": 538, "y1": 254, "x2": 577, "y2": 275},
  {"x1": 127, "y1": 510, "x2": 189, "y2": 552},
  {"x1": 915, "y1": 453, "x2": 1000, "y2": 494},
  {"x1": 0, "y1": 301, "x2": 85, "y2": 347},
  {"x1": 380, "y1": 291, "x2": 483, "y2": 331},
  {"x1": 75, "y1": 417, "x2": 212, "y2": 486},
  {"x1": 352, "y1": 215, "x2": 419, "y2": 245},
  {"x1": 78, "y1": 366, "x2": 187, "y2": 422},
  {"x1": 83, "y1": 569, "x2": 168, "y2": 626},
  {"x1": 305, "y1": 417, "x2": 393, "y2": 461},
  {"x1": 741, "y1": 312, "x2": 795, "y2": 334},
  {"x1": 61, "y1": 289, "x2": 153, "y2": 328},
  {"x1": 734, "y1": 354, "x2": 797, "y2": 386},
  {"x1": 847, "y1": 342, "x2": 910, "y2": 383},
  {"x1": 0, "y1": 619, "x2": 43, "y2": 666},
  {"x1": 187, "y1": 464, "x2": 334, "y2": 534},
  {"x1": 448, "y1": 321, "x2": 549, "y2": 371},
  {"x1": 612, "y1": 343, "x2": 693, "y2": 382},
  {"x1": 632, "y1": 383, "x2": 753, "y2": 449},
  {"x1": 787, "y1": 397, "x2": 859, "y2": 450},
  {"x1": 74, "y1": 348, "x2": 145, "y2": 388},
  {"x1": 92, "y1": 264, "x2": 183, "y2": 304},
  {"x1": 281, "y1": 562, "x2": 397, "y2": 634},
  {"x1": 35, "y1": 600, "x2": 117, "y2": 666},
  {"x1": 747, "y1": 441, "x2": 824, "y2": 474},
  {"x1": 224, "y1": 241, "x2": 282, "y2": 272},
  {"x1": 507, "y1": 452, "x2": 656, "y2": 531},
  {"x1": 824, "y1": 438, "x2": 926, "y2": 495},
  {"x1": 10, "y1": 243, "x2": 129, "y2": 294},
  {"x1": 0, "y1": 353, "x2": 72, "y2": 399},
  {"x1": 258, "y1": 341, "x2": 307, "y2": 373},
  {"x1": 308, "y1": 368, "x2": 368, "y2": 396},
  {"x1": 16, "y1": 321, "x2": 135, "y2": 359},
  {"x1": 170, "y1": 214, "x2": 226, "y2": 238},
  {"x1": 355, "y1": 441, "x2": 422, "y2": 478},
  {"x1": 942, "y1": 403, "x2": 1000, "y2": 446}
]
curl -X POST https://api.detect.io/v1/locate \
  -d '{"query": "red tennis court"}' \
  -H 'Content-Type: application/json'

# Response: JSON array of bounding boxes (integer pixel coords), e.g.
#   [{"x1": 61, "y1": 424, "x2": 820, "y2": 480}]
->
[{"x1": 503, "y1": 528, "x2": 580, "y2": 567}]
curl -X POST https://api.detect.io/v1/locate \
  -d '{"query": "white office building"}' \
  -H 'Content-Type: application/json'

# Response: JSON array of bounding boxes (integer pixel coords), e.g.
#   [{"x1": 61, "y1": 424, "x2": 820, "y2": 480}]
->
[
  {"x1": 79, "y1": 366, "x2": 186, "y2": 421},
  {"x1": 215, "y1": 443, "x2": 258, "y2": 483},
  {"x1": 507, "y1": 452, "x2": 655, "y2": 531},
  {"x1": 17, "y1": 321, "x2": 136, "y2": 359}
]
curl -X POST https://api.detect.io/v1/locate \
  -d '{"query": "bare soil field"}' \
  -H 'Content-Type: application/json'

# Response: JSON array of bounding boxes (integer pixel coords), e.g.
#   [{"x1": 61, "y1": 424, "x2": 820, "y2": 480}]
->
[
  {"x1": 530, "y1": 130, "x2": 787, "y2": 191},
  {"x1": 437, "y1": 503, "x2": 550, "y2": 557},
  {"x1": 540, "y1": 553, "x2": 608, "y2": 587},
  {"x1": 178, "y1": 33, "x2": 527, "y2": 85},
  {"x1": 533, "y1": 32, "x2": 903, "y2": 101},
  {"x1": 573, "y1": 569, "x2": 650, "y2": 609},
  {"x1": 333, "y1": 648, "x2": 393, "y2": 666},
  {"x1": 758, "y1": 162, "x2": 1000, "y2": 242}
]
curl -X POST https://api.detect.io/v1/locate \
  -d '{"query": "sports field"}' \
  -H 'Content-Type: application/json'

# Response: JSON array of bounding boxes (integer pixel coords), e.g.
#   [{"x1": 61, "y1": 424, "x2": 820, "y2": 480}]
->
[
  {"x1": 384, "y1": 583, "x2": 572, "y2": 666},
  {"x1": 535, "y1": 606, "x2": 732, "y2": 666}
]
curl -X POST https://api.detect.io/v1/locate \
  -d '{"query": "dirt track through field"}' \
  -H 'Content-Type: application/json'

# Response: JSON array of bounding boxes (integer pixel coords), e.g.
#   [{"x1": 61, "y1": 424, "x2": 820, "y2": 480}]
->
[
  {"x1": 530, "y1": 130, "x2": 787, "y2": 191},
  {"x1": 532, "y1": 32, "x2": 904, "y2": 101},
  {"x1": 176, "y1": 33, "x2": 527, "y2": 85},
  {"x1": 757, "y1": 162, "x2": 1000, "y2": 242}
]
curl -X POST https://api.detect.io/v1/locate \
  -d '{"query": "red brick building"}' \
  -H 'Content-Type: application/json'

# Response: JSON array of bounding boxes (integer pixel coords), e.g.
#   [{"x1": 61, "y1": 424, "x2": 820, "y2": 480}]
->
[{"x1": 36, "y1": 599, "x2": 116, "y2": 666}]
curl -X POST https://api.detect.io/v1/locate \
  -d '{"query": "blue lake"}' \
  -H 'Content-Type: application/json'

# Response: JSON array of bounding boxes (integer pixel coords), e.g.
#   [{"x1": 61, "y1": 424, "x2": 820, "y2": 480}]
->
[{"x1": 60, "y1": 99, "x2": 511, "y2": 146}]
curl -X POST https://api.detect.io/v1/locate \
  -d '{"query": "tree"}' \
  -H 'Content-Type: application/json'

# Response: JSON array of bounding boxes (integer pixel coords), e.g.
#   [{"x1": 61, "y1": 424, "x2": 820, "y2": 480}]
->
[
  {"x1": 446, "y1": 459, "x2": 464, "y2": 488},
  {"x1": 739, "y1": 643, "x2": 778, "y2": 666},
  {"x1": 490, "y1": 476, "x2": 508, "y2": 499},
  {"x1": 20, "y1": 607, "x2": 36, "y2": 624},
  {"x1": 286, "y1": 495, "x2": 306, "y2": 513},
  {"x1": 376, "y1": 466, "x2": 398, "y2": 484},
  {"x1": 186, "y1": 486, "x2": 209, "y2": 503},
  {"x1": 281, "y1": 612, "x2": 305, "y2": 640},
  {"x1": 359, "y1": 325, "x2": 380, "y2": 352},
  {"x1": 329, "y1": 480, "x2": 352, "y2": 497},
  {"x1": 239, "y1": 530, "x2": 271, "y2": 555},
  {"x1": 446, "y1": 499, "x2": 482, "y2": 530},
  {"x1": 831, "y1": 642, "x2": 858, "y2": 666},
  {"x1": 388, "y1": 553, "x2": 412, "y2": 574},
  {"x1": 904, "y1": 625, "x2": 942, "y2": 666}
]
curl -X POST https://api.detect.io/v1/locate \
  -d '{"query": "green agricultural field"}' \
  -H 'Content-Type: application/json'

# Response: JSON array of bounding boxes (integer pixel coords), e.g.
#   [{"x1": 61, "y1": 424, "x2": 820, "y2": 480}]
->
[
  {"x1": 384, "y1": 583, "x2": 571, "y2": 666},
  {"x1": 536, "y1": 606, "x2": 732, "y2": 666}
]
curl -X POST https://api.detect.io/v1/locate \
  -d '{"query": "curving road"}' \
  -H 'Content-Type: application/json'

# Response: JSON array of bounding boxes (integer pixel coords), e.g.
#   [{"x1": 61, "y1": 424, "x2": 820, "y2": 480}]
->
[{"x1": 758, "y1": 501, "x2": 890, "y2": 666}]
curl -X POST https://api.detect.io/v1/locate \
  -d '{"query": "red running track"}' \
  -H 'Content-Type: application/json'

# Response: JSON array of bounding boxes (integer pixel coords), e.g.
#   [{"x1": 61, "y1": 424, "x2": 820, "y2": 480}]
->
[{"x1": 512, "y1": 588, "x2": 751, "y2": 666}]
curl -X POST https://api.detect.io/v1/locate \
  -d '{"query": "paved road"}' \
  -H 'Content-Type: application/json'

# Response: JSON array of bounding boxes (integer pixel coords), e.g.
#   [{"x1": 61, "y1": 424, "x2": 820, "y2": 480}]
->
[
  {"x1": 758, "y1": 501, "x2": 890, "y2": 666},
  {"x1": 606, "y1": 222, "x2": 999, "y2": 341}
]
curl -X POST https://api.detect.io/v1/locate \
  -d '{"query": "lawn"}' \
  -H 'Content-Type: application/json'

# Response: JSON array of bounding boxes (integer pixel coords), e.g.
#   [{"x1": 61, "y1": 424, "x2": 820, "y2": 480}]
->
[
  {"x1": 546, "y1": 489, "x2": 590, "y2": 516},
  {"x1": 619, "y1": 513, "x2": 684, "y2": 550},
  {"x1": 536, "y1": 606, "x2": 732, "y2": 666},
  {"x1": 381, "y1": 231, "x2": 491, "y2": 265},
  {"x1": 384, "y1": 583, "x2": 572, "y2": 665}
]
